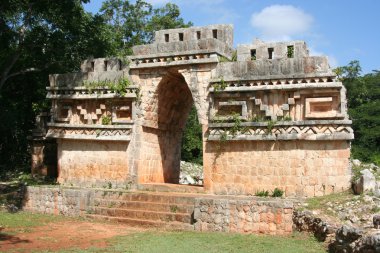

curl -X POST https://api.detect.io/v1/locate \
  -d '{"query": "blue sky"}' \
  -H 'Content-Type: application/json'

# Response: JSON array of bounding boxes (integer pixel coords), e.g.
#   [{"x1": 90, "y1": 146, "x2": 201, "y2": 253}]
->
[{"x1": 84, "y1": 0, "x2": 379, "y2": 74}]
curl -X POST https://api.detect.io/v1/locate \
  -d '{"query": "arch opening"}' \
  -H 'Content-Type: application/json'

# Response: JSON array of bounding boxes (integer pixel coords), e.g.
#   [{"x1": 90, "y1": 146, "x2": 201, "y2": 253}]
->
[{"x1": 140, "y1": 71, "x2": 203, "y2": 185}]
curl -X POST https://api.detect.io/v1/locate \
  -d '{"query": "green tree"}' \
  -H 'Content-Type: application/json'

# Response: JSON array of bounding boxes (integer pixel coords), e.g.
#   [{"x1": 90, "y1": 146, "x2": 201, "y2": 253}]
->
[
  {"x1": 0, "y1": 0, "x2": 111, "y2": 176},
  {"x1": 337, "y1": 61, "x2": 380, "y2": 165},
  {"x1": 0, "y1": 0, "x2": 110, "y2": 91},
  {"x1": 99, "y1": 0, "x2": 192, "y2": 57},
  {"x1": 181, "y1": 106, "x2": 203, "y2": 165}
]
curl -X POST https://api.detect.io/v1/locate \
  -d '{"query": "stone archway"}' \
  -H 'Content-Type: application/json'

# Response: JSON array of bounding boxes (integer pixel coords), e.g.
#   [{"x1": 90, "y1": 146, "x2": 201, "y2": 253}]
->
[{"x1": 138, "y1": 70, "x2": 196, "y2": 184}]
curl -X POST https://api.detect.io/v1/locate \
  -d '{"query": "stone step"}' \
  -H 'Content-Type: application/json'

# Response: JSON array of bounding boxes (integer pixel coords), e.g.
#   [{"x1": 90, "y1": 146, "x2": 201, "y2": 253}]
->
[
  {"x1": 86, "y1": 214, "x2": 194, "y2": 230},
  {"x1": 94, "y1": 191, "x2": 197, "y2": 205},
  {"x1": 90, "y1": 207, "x2": 193, "y2": 223},
  {"x1": 137, "y1": 183, "x2": 205, "y2": 194},
  {"x1": 93, "y1": 199, "x2": 194, "y2": 213}
]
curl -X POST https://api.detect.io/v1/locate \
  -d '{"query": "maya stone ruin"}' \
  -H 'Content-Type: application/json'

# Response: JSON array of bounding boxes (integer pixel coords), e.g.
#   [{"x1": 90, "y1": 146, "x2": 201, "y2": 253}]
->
[{"x1": 31, "y1": 24, "x2": 354, "y2": 198}]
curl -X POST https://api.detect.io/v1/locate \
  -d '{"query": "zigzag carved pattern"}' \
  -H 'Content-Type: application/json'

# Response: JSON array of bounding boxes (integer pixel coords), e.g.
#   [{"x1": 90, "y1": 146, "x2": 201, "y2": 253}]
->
[
  {"x1": 209, "y1": 125, "x2": 353, "y2": 136},
  {"x1": 47, "y1": 127, "x2": 132, "y2": 137}
]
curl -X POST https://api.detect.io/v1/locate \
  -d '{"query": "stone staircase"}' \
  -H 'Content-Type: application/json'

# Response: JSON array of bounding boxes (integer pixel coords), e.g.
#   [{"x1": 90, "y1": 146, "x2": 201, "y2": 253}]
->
[{"x1": 86, "y1": 190, "x2": 197, "y2": 230}]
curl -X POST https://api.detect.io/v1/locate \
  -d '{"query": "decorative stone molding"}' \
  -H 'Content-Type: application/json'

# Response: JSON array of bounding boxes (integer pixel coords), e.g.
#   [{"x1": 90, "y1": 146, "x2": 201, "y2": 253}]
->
[
  {"x1": 129, "y1": 51, "x2": 219, "y2": 69},
  {"x1": 207, "y1": 120, "x2": 354, "y2": 141},
  {"x1": 47, "y1": 86, "x2": 138, "y2": 99},
  {"x1": 209, "y1": 79, "x2": 340, "y2": 92},
  {"x1": 46, "y1": 123, "x2": 132, "y2": 141}
]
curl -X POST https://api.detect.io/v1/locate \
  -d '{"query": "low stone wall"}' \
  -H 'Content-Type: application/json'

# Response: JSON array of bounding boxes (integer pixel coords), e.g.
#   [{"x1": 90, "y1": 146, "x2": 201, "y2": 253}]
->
[
  {"x1": 23, "y1": 186, "x2": 95, "y2": 216},
  {"x1": 293, "y1": 210, "x2": 380, "y2": 252},
  {"x1": 193, "y1": 197, "x2": 293, "y2": 235},
  {"x1": 293, "y1": 210, "x2": 338, "y2": 242},
  {"x1": 23, "y1": 186, "x2": 294, "y2": 235}
]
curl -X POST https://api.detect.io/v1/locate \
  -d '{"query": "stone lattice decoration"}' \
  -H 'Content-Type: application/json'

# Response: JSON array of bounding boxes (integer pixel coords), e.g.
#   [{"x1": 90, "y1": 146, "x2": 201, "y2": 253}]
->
[{"x1": 31, "y1": 24, "x2": 353, "y2": 196}]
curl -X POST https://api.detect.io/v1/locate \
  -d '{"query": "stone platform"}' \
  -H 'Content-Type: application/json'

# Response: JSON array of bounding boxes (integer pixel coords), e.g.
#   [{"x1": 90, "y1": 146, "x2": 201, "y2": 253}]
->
[{"x1": 23, "y1": 185, "x2": 293, "y2": 235}]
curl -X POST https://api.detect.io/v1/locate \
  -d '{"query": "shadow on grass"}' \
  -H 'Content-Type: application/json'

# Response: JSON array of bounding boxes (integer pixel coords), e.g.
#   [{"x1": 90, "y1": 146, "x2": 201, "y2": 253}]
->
[{"x1": 0, "y1": 232, "x2": 30, "y2": 245}]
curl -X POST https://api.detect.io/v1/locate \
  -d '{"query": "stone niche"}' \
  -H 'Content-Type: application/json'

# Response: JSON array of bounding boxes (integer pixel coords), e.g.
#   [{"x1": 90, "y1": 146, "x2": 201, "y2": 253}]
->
[{"x1": 31, "y1": 24, "x2": 353, "y2": 197}]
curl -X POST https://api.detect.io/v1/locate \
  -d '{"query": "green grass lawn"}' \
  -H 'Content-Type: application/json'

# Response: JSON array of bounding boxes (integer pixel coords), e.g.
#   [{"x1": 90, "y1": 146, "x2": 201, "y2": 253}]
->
[
  {"x1": 100, "y1": 231, "x2": 326, "y2": 253},
  {"x1": 51, "y1": 231, "x2": 326, "y2": 253},
  {"x1": 0, "y1": 211, "x2": 69, "y2": 229},
  {"x1": 0, "y1": 211, "x2": 326, "y2": 253}
]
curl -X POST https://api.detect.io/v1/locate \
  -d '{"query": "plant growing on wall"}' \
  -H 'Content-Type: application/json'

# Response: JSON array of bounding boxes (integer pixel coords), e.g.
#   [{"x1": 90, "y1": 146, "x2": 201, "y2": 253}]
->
[
  {"x1": 266, "y1": 120, "x2": 276, "y2": 135},
  {"x1": 84, "y1": 77, "x2": 131, "y2": 97},
  {"x1": 218, "y1": 50, "x2": 237, "y2": 63},
  {"x1": 101, "y1": 115, "x2": 112, "y2": 125},
  {"x1": 271, "y1": 188, "x2": 284, "y2": 197},
  {"x1": 255, "y1": 190, "x2": 269, "y2": 197},
  {"x1": 230, "y1": 113, "x2": 242, "y2": 138},
  {"x1": 213, "y1": 77, "x2": 227, "y2": 93},
  {"x1": 109, "y1": 78, "x2": 131, "y2": 96}
]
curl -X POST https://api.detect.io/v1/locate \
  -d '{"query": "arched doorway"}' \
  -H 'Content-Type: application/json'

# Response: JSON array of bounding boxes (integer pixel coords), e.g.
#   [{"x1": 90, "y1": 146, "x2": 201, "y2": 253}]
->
[{"x1": 139, "y1": 70, "x2": 201, "y2": 185}]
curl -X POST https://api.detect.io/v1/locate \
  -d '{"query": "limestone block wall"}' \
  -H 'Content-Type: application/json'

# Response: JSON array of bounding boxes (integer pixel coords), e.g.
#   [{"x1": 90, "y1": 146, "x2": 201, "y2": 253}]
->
[
  {"x1": 57, "y1": 139, "x2": 130, "y2": 188},
  {"x1": 203, "y1": 140, "x2": 351, "y2": 197},
  {"x1": 132, "y1": 24, "x2": 233, "y2": 58},
  {"x1": 193, "y1": 197, "x2": 293, "y2": 234},
  {"x1": 23, "y1": 186, "x2": 95, "y2": 216},
  {"x1": 137, "y1": 127, "x2": 167, "y2": 184},
  {"x1": 237, "y1": 40, "x2": 309, "y2": 61}
]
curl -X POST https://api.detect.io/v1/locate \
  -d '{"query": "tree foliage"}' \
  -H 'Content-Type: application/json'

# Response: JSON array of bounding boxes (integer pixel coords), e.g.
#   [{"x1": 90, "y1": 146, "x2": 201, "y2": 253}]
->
[
  {"x1": 0, "y1": 0, "x2": 191, "y2": 177},
  {"x1": 99, "y1": 0, "x2": 192, "y2": 57},
  {"x1": 336, "y1": 61, "x2": 380, "y2": 165},
  {"x1": 0, "y1": 0, "x2": 111, "y2": 177},
  {"x1": 181, "y1": 106, "x2": 203, "y2": 165}
]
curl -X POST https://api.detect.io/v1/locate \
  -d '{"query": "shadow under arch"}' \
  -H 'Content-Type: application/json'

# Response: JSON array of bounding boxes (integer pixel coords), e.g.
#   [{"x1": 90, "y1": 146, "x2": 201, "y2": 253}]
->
[{"x1": 140, "y1": 69, "x2": 197, "y2": 184}]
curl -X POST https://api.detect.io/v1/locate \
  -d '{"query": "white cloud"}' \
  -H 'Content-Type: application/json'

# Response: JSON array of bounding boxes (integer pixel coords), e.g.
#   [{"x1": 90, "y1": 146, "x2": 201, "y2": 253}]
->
[{"x1": 251, "y1": 5, "x2": 313, "y2": 41}]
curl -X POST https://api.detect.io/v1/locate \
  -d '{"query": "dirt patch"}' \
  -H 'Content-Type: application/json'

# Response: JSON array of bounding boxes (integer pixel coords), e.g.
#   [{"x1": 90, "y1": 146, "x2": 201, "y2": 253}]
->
[{"x1": 0, "y1": 220, "x2": 144, "y2": 252}]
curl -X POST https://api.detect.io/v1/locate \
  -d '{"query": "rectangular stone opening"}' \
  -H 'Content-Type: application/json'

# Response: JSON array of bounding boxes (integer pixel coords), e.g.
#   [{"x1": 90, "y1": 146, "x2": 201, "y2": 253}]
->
[
  {"x1": 217, "y1": 105, "x2": 242, "y2": 116},
  {"x1": 112, "y1": 102, "x2": 133, "y2": 123},
  {"x1": 60, "y1": 108, "x2": 69, "y2": 118},
  {"x1": 179, "y1": 33, "x2": 184, "y2": 41},
  {"x1": 305, "y1": 97, "x2": 340, "y2": 118},
  {"x1": 165, "y1": 34, "x2": 169, "y2": 42},
  {"x1": 215, "y1": 101, "x2": 248, "y2": 120},
  {"x1": 104, "y1": 60, "x2": 107, "y2": 71},
  {"x1": 57, "y1": 104, "x2": 72, "y2": 122},
  {"x1": 268, "y1": 48, "x2": 274, "y2": 59},
  {"x1": 212, "y1": 29, "x2": 218, "y2": 39},
  {"x1": 116, "y1": 107, "x2": 131, "y2": 119},
  {"x1": 197, "y1": 31, "x2": 201, "y2": 40},
  {"x1": 250, "y1": 49, "x2": 256, "y2": 60},
  {"x1": 287, "y1": 45, "x2": 294, "y2": 58},
  {"x1": 90, "y1": 61, "x2": 95, "y2": 72}
]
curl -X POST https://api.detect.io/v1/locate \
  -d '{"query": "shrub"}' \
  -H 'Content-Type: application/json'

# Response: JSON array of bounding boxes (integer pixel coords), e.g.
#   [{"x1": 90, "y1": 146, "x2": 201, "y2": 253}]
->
[
  {"x1": 255, "y1": 190, "x2": 269, "y2": 197},
  {"x1": 271, "y1": 188, "x2": 284, "y2": 197}
]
